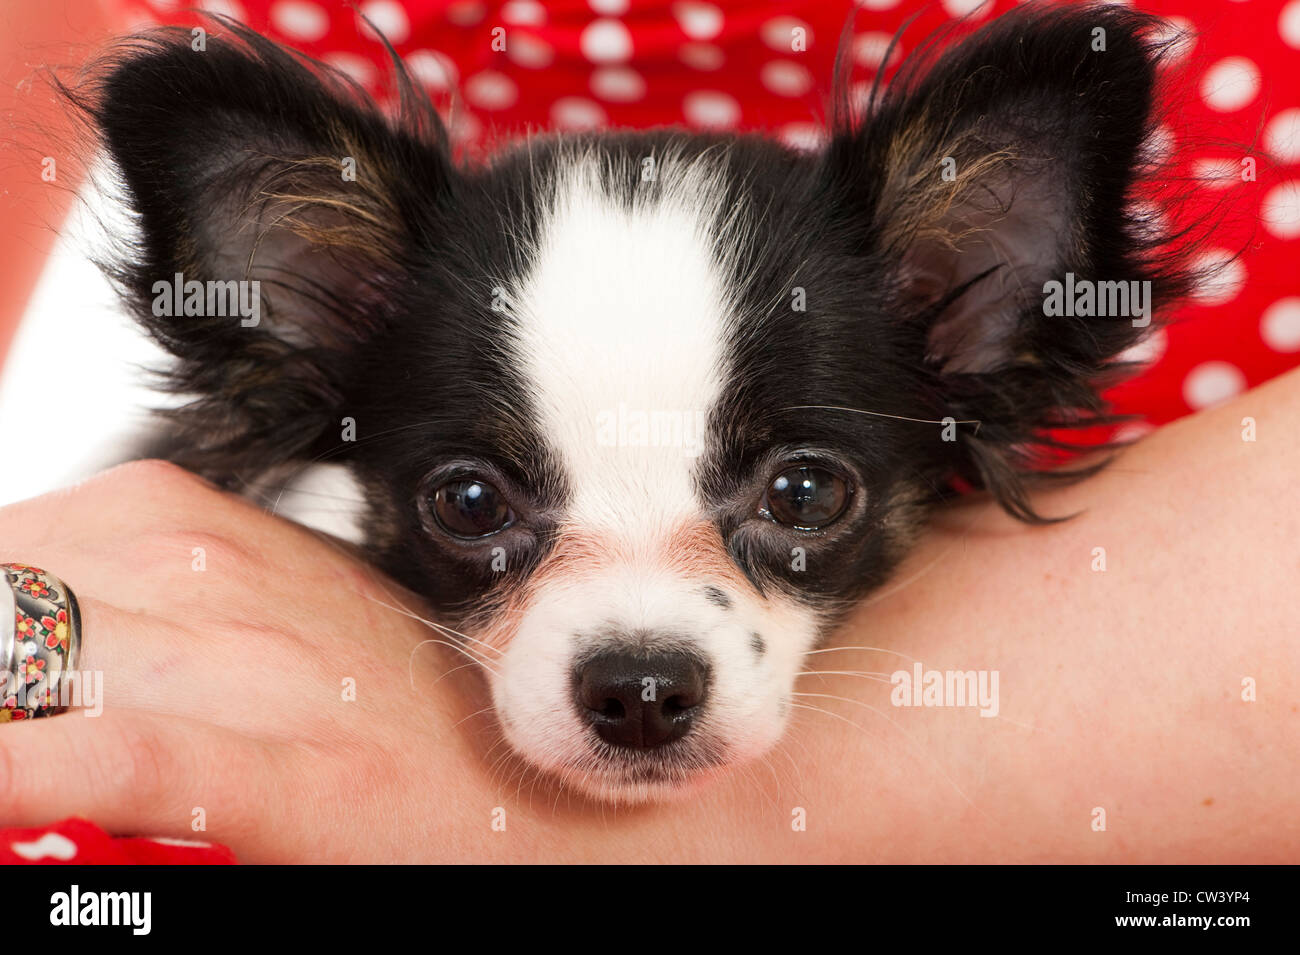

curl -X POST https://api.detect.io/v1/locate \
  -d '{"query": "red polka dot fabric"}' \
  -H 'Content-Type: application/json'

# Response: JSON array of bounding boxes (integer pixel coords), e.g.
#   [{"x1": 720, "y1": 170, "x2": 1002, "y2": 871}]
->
[
  {"x1": 98, "y1": 0, "x2": 1300, "y2": 443},
  {"x1": 0, "y1": 816, "x2": 236, "y2": 864}
]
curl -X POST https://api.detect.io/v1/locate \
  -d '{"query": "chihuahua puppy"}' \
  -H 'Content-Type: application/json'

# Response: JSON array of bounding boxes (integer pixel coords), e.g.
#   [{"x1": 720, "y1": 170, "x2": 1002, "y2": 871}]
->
[{"x1": 81, "y1": 2, "x2": 1193, "y2": 800}]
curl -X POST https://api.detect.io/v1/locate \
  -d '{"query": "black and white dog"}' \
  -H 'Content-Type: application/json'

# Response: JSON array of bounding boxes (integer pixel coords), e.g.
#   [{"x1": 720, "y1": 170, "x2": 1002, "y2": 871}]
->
[{"x1": 79, "y1": 2, "x2": 1195, "y2": 800}]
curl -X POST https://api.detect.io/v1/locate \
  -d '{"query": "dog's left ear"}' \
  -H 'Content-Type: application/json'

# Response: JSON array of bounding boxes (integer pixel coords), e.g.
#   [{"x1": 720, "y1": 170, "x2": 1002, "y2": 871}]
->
[{"x1": 826, "y1": 3, "x2": 1189, "y2": 518}]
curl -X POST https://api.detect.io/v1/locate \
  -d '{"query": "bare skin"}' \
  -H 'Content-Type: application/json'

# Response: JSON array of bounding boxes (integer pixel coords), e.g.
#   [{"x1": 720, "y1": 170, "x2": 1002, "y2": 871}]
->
[{"x1": 0, "y1": 369, "x2": 1296, "y2": 863}]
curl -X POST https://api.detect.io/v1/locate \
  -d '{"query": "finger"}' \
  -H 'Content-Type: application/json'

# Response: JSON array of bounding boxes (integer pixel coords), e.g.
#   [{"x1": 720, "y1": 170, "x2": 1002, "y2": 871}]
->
[
  {"x1": 13, "y1": 596, "x2": 213, "y2": 719},
  {"x1": 0, "y1": 460, "x2": 219, "y2": 551},
  {"x1": 71, "y1": 597, "x2": 208, "y2": 715},
  {"x1": 0, "y1": 709, "x2": 269, "y2": 841},
  {"x1": 69, "y1": 598, "x2": 325, "y2": 729},
  {"x1": 2, "y1": 469, "x2": 376, "y2": 626},
  {"x1": 77, "y1": 595, "x2": 385, "y2": 743},
  {"x1": 0, "y1": 459, "x2": 286, "y2": 600}
]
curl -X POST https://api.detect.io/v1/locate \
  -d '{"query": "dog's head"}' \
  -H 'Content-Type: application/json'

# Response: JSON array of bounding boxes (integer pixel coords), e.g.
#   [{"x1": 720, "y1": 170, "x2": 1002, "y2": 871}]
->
[{"x1": 89, "y1": 4, "x2": 1190, "y2": 800}]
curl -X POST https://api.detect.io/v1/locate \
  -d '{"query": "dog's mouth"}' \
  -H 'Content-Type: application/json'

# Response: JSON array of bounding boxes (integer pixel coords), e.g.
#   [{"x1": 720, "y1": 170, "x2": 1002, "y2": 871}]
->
[{"x1": 563, "y1": 737, "x2": 730, "y2": 801}]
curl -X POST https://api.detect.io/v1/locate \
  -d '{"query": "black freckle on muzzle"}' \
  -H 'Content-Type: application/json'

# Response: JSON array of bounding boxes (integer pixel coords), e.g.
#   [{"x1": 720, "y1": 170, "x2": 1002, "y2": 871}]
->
[{"x1": 702, "y1": 585, "x2": 732, "y2": 610}]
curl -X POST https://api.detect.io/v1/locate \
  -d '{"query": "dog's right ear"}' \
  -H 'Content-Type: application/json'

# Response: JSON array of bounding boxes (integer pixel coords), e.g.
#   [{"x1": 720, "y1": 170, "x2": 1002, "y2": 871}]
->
[{"x1": 79, "y1": 20, "x2": 454, "y2": 482}]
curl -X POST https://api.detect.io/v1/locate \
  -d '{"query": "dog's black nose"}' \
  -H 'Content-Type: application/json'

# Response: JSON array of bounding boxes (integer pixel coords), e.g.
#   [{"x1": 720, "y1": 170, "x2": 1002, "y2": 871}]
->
[{"x1": 575, "y1": 650, "x2": 708, "y2": 749}]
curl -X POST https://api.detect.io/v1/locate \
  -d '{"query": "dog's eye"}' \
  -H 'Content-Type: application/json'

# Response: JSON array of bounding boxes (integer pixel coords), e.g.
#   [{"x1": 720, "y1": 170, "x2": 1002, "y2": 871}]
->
[
  {"x1": 763, "y1": 466, "x2": 850, "y2": 530},
  {"x1": 431, "y1": 479, "x2": 514, "y2": 539}
]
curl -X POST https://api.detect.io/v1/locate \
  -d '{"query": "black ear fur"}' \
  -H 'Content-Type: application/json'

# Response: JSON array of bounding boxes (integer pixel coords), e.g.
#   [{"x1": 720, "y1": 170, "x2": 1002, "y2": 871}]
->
[
  {"x1": 826, "y1": 1, "x2": 1205, "y2": 521},
  {"x1": 70, "y1": 18, "x2": 454, "y2": 484}
]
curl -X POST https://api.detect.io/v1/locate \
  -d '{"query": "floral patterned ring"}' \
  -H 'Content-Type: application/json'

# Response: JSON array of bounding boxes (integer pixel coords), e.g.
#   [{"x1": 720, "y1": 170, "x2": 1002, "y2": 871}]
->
[{"x1": 2, "y1": 563, "x2": 83, "y2": 721}]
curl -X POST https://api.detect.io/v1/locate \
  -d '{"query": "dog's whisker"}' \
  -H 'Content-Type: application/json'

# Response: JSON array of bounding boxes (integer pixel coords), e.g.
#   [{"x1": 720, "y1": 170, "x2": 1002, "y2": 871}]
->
[
  {"x1": 770, "y1": 739, "x2": 806, "y2": 801},
  {"x1": 804, "y1": 645, "x2": 922, "y2": 664},
  {"x1": 363, "y1": 594, "x2": 503, "y2": 657},
  {"x1": 363, "y1": 600, "x2": 504, "y2": 683},
  {"x1": 755, "y1": 751, "x2": 787, "y2": 804},
  {"x1": 791, "y1": 692, "x2": 978, "y2": 809},
  {"x1": 788, "y1": 700, "x2": 885, "y2": 737},
  {"x1": 486, "y1": 744, "x2": 521, "y2": 799},
  {"x1": 426, "y1": 660, "x2": 486, "y2": 691},
  {"x1": 408, "y1": 637, "x2": 500, "y2": 681},
  {"x1": 737, "y1": 762, "x2": 777, "y2": 815},
  {"x1": 775, "y1": 404, "x2": 982, "y2": 432},
  {"x1": 256, "y1": 486, "x2": 367, "y2": 503},
  {"x1": 516, "y1": 758, "x2": 541, "y2": 809},
  {"x1": 450, "y1": 705, "x2": 497, "y2": 730},
  {"x1": 797, "y1": 668, "x2": 893, "y2": 685},
  {"x1": 854, "y1": 500, "x2": 999, "y2": 611}
]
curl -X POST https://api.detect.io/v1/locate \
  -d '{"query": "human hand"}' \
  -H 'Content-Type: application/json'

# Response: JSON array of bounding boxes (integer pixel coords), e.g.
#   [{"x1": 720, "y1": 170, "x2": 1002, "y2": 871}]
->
[{"x1": 0, "y1": 460, "x2": 496, "y2": 862}]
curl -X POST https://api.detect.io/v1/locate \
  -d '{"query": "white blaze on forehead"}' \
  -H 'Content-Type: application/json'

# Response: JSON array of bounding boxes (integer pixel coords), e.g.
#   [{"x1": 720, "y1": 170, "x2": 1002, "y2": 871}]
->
[{"x1": 509, "y1": 149, "x2": 740, "y2": 534}]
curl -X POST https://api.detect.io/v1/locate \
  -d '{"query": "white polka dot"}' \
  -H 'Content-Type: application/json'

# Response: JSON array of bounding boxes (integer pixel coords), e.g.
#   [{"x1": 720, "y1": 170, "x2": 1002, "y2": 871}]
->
[
  {"x1": 1151, "y1": 15, "x2": 1195, "y2": 61},
  {"x1": 1266, "y1": 109, "x2": 1300, "y2": 165},
  {"x1": 1261, "y1": 298, "x2": 1300, "y2": 351},
  {"x1": 271, "y1": 1, "x2": 330, "y2": 42},
  {"x1": 199, "y1": 0, "x2": 247, "y2": 19},
  {"x1": 1183, "y1": 361, "x2": 1246, "y2": 409},
  {"x1": 446, "y1": 1, "x2": 486, "y2": 26},
  {"x1": 407, "y1": 50, "x2": 458, "y2": 92},
  {"x1": 853, "y1": 32, "x2": 903, "y2": 70},
  {"x1": 501, "y1": 1, "x2": 546, "y2": 27},
  {"x1": 1130, "y1": 201, "x2": 1169, "y2": 243},
  {"x1": 761, "y1": 60, "x2": 813, "y2": 97},
  {"x1": 673, "y1": 2, "x2": 724, "y2": 41},
  {"x1": 676, "y1": 42, "x2": 728, "y2": 71},
  {"x1": 11, "y1": 833, "x2": 78, "y2": 861},
  {"x1": 590, "y1": 67, "x2": 646, "y2": 102},
  {"x1": 780, "y1": 122, "x2": 825, "y2": 152},
  {"x1": 464, "y1": 71, "x2": 518, "y2": 110},
  {"x1": 324, "y1": 52, "x2": 377, "y2": 87},
  {"x1": 358, "y1": 1, "x2": 409, "y2": 44},
  {"x1": 1191, "y1": 156, "x2": 1241, "y2": 189},
  {"x1": 1192, "y1": 250, "x2": 1246, "y2": 306},
  {"x1": 1262, "y1": 181, "x2": 1300, "y2": 239},
  {"x1": 1200, "y1": 57, "x2": 1260, "y2": 112},
  {"x1": 1117, "y1": 327, "x2": 1168, "y2": 366},
  {"x1": 849, "y1": 82, "x2": 876, "y2": 117},
  {"x1": 148, "y1": 836, "x2": 213, "y2": 848},
  {"x1": 1282, "y1": 1, "x2": 1300, "y2": 49},
  {"x1": 1112, "y1": 421, "x2": 1155, "y2": 444},
  {"x1": 447, "y1": 110, "x2": 482, "y2": 144},
  {"x1": 1142, "y1": 124, "x2": 1176, "y2": 166},
  {"x1": 123, "y1": 11, "x2": 161, "y2": 30},
  {"x1": 761, "y1": 17, "x2": 812, "y2": 53},
  {"x1": 941, "y1": 0, "x2": 991, "y2": 18},
  {"x1": 859, "y1": 0, "x2": 901, "y2": 8},
  {"x1": 551, "y1": 97, "x2": 607, "y2": 131},
  {"x1": 588, "y1": 0, "x2": 628, "y2": 13},
  {"x1": 581, "y1": 19, "x2": 633, "y2": 63},
  {"x1": 679, "y1": 42, "x2": 724, "y2": 71},
  {"x1": 507, "y1": 33, "x2": 554, "y2": 69},
  {"x1": 683, "y1": 90, "x2": 740, "y2": 129}
]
